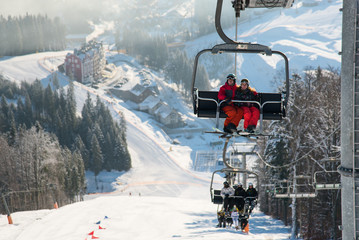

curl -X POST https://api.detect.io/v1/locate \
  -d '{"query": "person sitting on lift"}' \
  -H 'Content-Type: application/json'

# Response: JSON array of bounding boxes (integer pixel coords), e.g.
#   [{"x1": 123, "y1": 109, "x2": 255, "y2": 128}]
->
[
  {"x1": 246, "y1": 182, "x2": 258, "y2": 214},
  {"x1": 235, "y1": 78, "x2": 260, "y2": 133},
  {"x1": 234, "y1": 183, "x2": 247, "y2": 212},
  {"x1": 221, "y1": 181, "x2": 235, "y2": 212},
  {"x1": 218, "y1": 74, "x2": 244, "y2": 133}
]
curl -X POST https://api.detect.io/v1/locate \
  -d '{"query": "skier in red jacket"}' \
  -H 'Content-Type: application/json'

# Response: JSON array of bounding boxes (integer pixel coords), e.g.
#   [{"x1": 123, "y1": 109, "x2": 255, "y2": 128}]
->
[
  {"x1": 235, "y1": 78, "x2": 260, "y2": 133},
  {"x1": 218, "y1": 74, "x2": 244, "y2": 133}
]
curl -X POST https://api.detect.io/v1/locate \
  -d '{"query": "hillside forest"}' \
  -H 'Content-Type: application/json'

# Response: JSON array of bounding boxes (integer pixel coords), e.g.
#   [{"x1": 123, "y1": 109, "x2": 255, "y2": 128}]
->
[{"x1": 0, "y1": 75, "x2": 131, "y2": 212}]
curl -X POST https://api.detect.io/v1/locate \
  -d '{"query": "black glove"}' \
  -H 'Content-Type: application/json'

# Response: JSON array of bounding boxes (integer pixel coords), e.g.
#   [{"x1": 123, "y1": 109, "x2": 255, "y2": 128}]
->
[{"x1": 225, "y1": 194, "x2": 229, "y2": 197}]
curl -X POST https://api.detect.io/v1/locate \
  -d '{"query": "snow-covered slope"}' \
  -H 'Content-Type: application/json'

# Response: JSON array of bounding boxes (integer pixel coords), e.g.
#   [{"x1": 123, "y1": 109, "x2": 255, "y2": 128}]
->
[
  {"x1": 0, "y1": 49, "x2": 291, "y2": 240},
  {"x1": 1, "y1": 195, "x2": 291, "y2": 240},
  {"x1": 185, "y1": 0, "x2": 342, "y2": 92},
  {"x1": 0, "y1": 51, "x2": 291, "y2": 239}
]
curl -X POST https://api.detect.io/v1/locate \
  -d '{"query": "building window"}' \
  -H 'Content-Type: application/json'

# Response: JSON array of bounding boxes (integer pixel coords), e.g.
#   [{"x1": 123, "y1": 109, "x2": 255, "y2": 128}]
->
[
  {"x1": 77, "y1": 64, "x2": 80, "y2": 68},
  {"x1": 75, "y1": 59, "x2": 78, "y2": 63}
]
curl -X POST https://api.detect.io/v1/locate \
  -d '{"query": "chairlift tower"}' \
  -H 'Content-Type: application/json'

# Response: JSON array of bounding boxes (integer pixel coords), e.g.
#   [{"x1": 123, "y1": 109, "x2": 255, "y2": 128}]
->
[{"x1": 340, "y1": 0, "x2": 359, "y2": 239}]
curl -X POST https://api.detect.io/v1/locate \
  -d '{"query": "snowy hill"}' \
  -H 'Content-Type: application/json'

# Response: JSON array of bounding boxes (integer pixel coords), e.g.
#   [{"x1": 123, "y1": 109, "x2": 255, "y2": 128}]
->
[
  {"x1": 0, "y1": 50, "x2": 289, "y2": 240},
  {"x1": 0, "y1": 52, "x2": 291, "y2": 239},
  {"x1": 0, "y1": 50, "x2": 267, "y2": 239},
  {"x1": 0, "y1": 0, "x2": 342, "y2": 239},
  {"x1": 185, "y1": 0, "x2": 341, "y2": 92}
]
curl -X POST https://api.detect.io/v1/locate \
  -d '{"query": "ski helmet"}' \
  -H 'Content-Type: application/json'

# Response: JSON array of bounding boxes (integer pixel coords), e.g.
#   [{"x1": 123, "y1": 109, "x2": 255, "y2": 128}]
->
[
  {"x1": 238, "y1": 183, "x2": 243, "y2": 187},
  {"x1": 248, "y1": 182, "x2": 253, "y2": 187},
  {"x1": 226, "y1": 73, "x2": 236, "y2": 84},
  {"x1": 223, "y1": 181, "x2": 229, "y2": 186},
  {"x1": 240, "y1": 78, "x2": 249, "y2": 86}
]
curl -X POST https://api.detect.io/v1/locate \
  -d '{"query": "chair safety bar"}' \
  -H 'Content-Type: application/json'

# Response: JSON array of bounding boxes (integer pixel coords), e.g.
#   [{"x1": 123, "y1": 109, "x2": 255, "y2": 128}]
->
[{"x1": 195, "y1": 90, "x2": 282, "y2": 132}]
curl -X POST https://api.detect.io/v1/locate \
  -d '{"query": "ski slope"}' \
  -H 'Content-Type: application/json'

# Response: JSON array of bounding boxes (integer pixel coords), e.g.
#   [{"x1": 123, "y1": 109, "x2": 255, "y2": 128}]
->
[
  {"x1": 0, "y1": 118, "x2": 290, "y2": 240},
  {"x1": 0, "y1": 0, "x2": 342, "y2": 238},
  {"x1": 1, "y1": 195, "x2": 290, "y2": 240},
  {"x1": 0, "y1": 51, "x2": 290, "y2": 240}
]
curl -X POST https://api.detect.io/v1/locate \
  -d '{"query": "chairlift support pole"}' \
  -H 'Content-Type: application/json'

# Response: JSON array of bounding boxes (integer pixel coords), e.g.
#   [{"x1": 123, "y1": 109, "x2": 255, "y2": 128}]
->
[
  {"x1": 222, "y1": 137, "x2": 260, "y2": 189},
  {"x1": 242, "y1": 150, "x2": 247, "y2": 187},
  {"x1": 222, "y1": 137, "x2": 258, "y2": 170},
  {"x1": 340, "y1": 0, "x2": 358, "y2": 238}
]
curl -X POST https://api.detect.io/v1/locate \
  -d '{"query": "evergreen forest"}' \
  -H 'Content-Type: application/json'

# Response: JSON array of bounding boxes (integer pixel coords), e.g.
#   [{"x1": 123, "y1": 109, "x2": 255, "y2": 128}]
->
[
  {"x1": 259, "y1": 67, "x2": 341, "y2": 239},
  {"x1": 0, "y1": 14, "x2": 66, "y2": 56},
  {"x1": 0, "y1": 75, "x2": 131, "y2": 212}
]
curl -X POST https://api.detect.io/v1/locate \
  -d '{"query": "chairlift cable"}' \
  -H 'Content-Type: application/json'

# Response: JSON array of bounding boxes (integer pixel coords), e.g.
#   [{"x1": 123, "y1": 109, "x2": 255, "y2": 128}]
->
[
  {"x1": 256, "y1": 152, "x2": 293, "y2": 169},
  {"x1": 307, "y1": 155, "x2": 327, "y2": 172}
]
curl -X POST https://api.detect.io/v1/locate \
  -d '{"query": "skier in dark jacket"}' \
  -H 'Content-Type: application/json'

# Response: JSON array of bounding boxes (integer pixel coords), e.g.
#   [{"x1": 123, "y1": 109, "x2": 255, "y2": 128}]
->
[
  {"x1": 218, "y1": 74, "x2": 244, "y2": 133},
  {"x1": 246, "y1": 182, "x2": 258, "y2": 214},
  {"x1": 234, "y1": 183, "x2": 247, "y2": 211}
]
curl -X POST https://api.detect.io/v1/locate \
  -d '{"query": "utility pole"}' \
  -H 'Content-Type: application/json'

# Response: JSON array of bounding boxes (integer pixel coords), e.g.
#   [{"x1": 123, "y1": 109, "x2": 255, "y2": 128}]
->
[
  {"x1": 339, "y1": 0, "x2": 356, "y2": 239},
  {"x1": 290, "y1": 164, "x2": 297, "y2": 239},
  {"x1": 242, "y1": 153, "x2": 247, "y2": 187}
]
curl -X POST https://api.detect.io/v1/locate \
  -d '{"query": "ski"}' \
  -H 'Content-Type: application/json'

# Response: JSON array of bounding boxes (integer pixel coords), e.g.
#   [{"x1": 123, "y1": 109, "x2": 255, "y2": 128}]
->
[{"x1": 205, "y1": 128, "x2": 271, "y2": 138}]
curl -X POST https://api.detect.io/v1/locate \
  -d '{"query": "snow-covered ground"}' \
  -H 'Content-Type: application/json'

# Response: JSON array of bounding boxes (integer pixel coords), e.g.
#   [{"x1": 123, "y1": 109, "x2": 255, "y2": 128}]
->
[
  {"x1": 0, "y1": 48, "x2": 287, "y2": 240},
  {"x1": 0, "y1": 51, "x2": 290, "y2": 240},
  {"x1": 1, "y1": 195, "x2": 290, "y2": 240},
  {"x1": 186, "y1": 0, "x2": 342, "y2": 92},
  {"x1": 0, "y1": 0, "x2": 342, "y2": 239}
]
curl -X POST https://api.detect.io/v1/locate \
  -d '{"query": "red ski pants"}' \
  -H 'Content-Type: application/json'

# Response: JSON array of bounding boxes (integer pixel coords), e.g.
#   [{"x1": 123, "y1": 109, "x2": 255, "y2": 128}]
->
[
  {"x1": 222, "y1": 105, "x2": 244, "y2": 128},
  {"x1": 241, "y1": 106, "x2": 260, "y2": 129}
]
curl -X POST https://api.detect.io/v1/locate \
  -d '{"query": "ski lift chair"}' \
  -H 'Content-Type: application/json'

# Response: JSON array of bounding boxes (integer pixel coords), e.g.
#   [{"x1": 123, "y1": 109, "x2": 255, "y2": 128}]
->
[
  {"x1": 273, "y1": 180, "x2": 317, "y2": 198},
  {"x1": 210, "y1": 139, "x2": 259, "y2": 204},
  {"x1": 210, "y1": 167, "x2": 259, "y2": 204},
  {"x1": 191, "y1": 0, "x2": 291, "y2": 132},
  {"x1": 313, "y1": 171, "x2": 341, "y2": 190},
  {"x1": 191, "y1": 43, "x2": 289, "y2": 132}
]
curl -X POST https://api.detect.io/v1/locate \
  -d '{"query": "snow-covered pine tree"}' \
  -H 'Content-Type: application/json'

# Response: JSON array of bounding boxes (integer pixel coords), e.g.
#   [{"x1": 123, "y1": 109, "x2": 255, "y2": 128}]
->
[
  {"x1": 260, "y1": 67, "x2": 341, "y2": 239},
  {"x1": 90, "y1": 134, "x2": 103, "y2": 176}
]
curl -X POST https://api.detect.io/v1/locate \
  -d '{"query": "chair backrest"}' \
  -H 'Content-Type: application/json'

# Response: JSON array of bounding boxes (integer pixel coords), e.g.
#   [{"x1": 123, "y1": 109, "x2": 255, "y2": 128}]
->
[
  {"x1": 195, "y1": 91, "x2": 284, "y2": 120},
  {"x1": 213, "y1": 189, "x2": 223, "y2": 204},
  {"x1": 259, "y1": 93, "x2": 283, "y2": 120},
  {"x1": 197, "y1": 91, "x2": 227, "y2": 118}
]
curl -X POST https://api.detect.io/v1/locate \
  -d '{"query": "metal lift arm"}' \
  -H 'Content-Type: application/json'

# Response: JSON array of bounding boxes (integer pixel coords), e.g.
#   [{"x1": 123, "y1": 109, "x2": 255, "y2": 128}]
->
[{"x1": 215, "y1": 0, "x2": 295, "y2": 44}]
